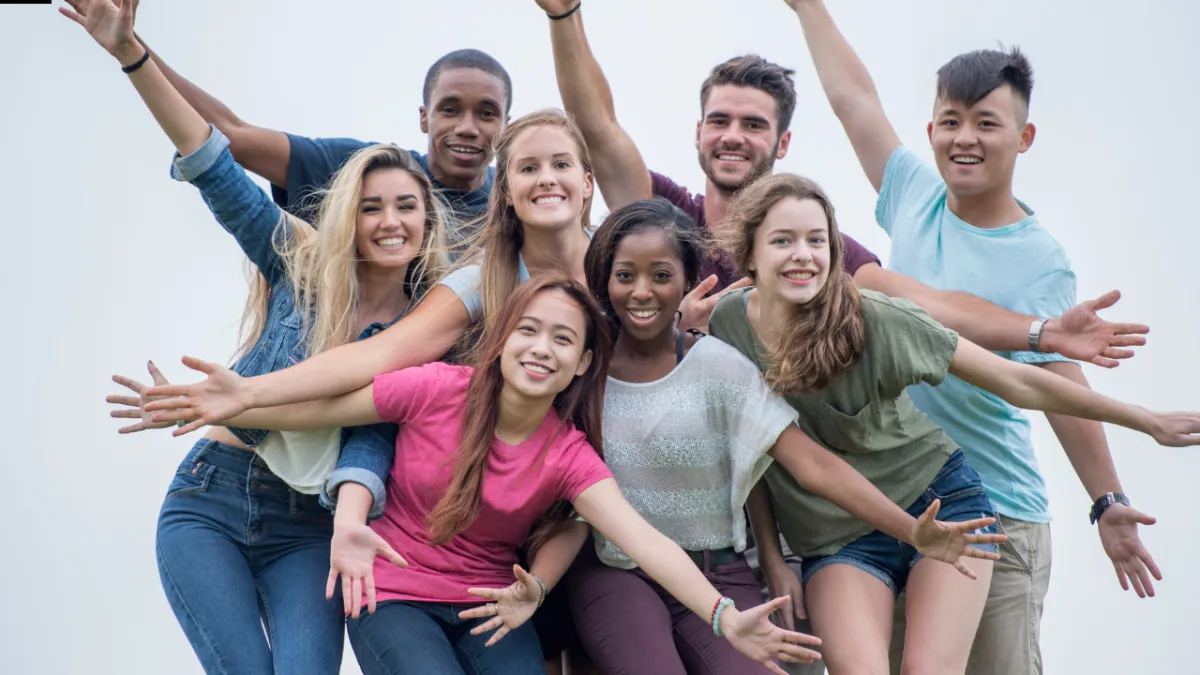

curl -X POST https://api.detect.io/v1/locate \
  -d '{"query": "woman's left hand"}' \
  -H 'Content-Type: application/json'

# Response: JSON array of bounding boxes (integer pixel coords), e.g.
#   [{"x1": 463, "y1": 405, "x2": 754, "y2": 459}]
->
[
  {"x1": 59, "y1": 0, "x2": 143, "y2": 64},
  {"x1": 457, "y1": 565, "x2": 543, "y2": 647},
  {"x1": 720, "y1": 596, "x2": 823, "y2": 674},
  {"x1": 912, "y1": 498, "x2": 1008, "y2": 578}
]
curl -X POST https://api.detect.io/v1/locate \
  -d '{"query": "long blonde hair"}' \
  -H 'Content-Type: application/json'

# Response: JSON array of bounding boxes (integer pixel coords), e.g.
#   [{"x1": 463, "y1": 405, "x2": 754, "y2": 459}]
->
[
  {"x1": 451, "y1": 110, "x2": 595, "y2": 337},
  {"x1": 719, "y1": 173, "x2": 865, "y2": 393},
  {"x1": 234, "y1": 145, "x2": 451, "y2": 359}
]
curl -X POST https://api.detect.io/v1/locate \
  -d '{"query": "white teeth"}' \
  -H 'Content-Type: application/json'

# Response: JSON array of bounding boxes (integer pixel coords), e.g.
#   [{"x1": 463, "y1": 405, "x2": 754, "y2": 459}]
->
[
  {"x1": 784, "y1": 271, "x2": 814, "y2": 280},
  {"x1": 952, "y1": 156, "x2": 982, "y2": 164},
  {"x1": 629, "y1": 309, "x2": 660, "y2": 319},
  {"x1": 450, "y1": 145, "x2": 481, "y2": 154},
  {"x1": 523, "y1": 363, "x2": 551, "y2": 375},
  {"x1": 376, "y1": 237, "x2": 407, "y2": 247},
  {"x1": 534, "y1": 196, "x2": 565, "y2": 205},
  {"x1": 717, "y1": 154, "x2": 747, "y2": 162}
]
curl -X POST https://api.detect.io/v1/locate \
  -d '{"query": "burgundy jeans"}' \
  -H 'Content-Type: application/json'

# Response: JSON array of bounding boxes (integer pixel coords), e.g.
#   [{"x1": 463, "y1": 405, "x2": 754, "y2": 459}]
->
[{"x1": 567, "y1": 545, "x2": 773, "y2": 675}]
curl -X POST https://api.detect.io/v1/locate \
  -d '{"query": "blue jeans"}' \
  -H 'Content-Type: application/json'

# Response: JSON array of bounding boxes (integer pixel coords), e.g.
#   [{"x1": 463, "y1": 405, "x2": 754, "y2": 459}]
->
[
  {"x1": 347, "y1": 600, "x2": 545, "y2": 675},
  {"x1": 800, "y1": 449, "x2": 999, "y2": 595},
  {"x1": 155, "y1": 439, "x2": 345, "y2": 674}
]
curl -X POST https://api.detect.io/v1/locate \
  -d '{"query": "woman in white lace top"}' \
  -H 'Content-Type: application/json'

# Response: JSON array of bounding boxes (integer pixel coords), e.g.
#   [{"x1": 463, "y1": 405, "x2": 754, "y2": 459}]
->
[{"x1": 567, "y1": 198, "x2": 1003, "y2": 675}]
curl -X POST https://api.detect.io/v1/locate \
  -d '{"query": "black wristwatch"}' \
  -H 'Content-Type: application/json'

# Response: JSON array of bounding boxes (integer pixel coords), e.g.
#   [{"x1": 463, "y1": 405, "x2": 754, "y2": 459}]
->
[{"x1": 1089, "y1": 492, "x2": 1130, "y2": 525}]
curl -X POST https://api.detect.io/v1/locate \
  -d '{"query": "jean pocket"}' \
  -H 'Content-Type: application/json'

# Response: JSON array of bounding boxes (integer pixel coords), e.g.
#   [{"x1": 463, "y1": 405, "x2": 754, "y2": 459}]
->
[
  {"x1": 925, "y1": 455, "x2": 987, "y2": 504},
  {"x1": 165, "y1": 460, "x2": 216, "y2": 501}
]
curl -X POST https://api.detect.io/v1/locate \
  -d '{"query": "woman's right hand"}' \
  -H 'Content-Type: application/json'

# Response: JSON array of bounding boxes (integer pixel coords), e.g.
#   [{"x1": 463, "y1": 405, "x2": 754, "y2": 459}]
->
[
  {"x1": 761, "y1": 559, "x2": 806, "y2": 631},
  {"x1": 720, "y1": 597, "x2": 823, "y2": 674},
  {"x1": 1147, "y1": 411, "x2": 1200, "y2": 447},
  {"x1": 143, "y1": 356, "x2": 254, "y2": 436},
  {"x1": 59, "y1": 0, "x2": 143, "y2": 64},
  {"x1": 106, "y1": 360, "x2": 174, "y2": 434},
  {"x1": 327, "y1": 523, "x2": 408, "y2": 619}
]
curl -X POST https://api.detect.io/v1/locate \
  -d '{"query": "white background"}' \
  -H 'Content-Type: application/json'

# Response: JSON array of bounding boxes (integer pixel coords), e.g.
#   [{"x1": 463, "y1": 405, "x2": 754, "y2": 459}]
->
[{"x1": 1, "y1": 1, "x2": 1196, "y2": 672}]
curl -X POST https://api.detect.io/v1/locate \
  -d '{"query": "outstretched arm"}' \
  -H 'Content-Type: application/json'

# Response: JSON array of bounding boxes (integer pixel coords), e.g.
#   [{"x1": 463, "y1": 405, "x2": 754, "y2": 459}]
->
[
  {"x1": 62, "y1": 0, "x2": 291, "y2": 187},
  {"x1": 145, "y1": 285, "x2": 471, "y2": 434},
  {"x1": 536, "y1": 1, "x2": 653, "y2": 209},
  {"x1": 785, "y1": 0, "x2": 900, "y2": 191},
  {"x1": 574, "y1": 478, "x2": 822, "y2": 671},
  {"x1": 854, "y1": 264, "x2": 1149, "y2": 367},
  {"x1": 949, "y1": 338, "x2": 1200, "y2": 446}
]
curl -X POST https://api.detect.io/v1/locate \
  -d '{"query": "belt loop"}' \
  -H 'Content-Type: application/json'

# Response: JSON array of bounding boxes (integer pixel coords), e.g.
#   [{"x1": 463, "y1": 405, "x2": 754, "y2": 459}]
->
[
  {"x1": 703, "y1": 550, "x2": 711, "y2": 574},
  {"x1": 289, "y1": 489, "x2": 299, "y2": 515}
]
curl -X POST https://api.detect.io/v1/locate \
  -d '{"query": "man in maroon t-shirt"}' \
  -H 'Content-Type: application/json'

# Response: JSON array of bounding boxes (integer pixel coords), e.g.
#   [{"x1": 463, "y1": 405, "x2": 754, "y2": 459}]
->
[{"x1": 534, "y1": 1, "x2": 1140, "y2": 367}]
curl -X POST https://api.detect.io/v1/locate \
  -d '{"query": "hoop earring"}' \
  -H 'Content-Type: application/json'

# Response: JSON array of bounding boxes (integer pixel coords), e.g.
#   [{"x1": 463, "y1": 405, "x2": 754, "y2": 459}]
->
[{"x1": 674, "y1": 310, "x2": 684, "y2": 327}]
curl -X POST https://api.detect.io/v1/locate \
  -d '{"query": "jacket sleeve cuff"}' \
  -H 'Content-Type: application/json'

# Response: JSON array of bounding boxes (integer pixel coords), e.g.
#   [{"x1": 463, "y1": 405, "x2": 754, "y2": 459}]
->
[
  {"x1": 320, "y1": 468, "x2": 387, "y2": 521},
  {"x1": 169, "y1": 124, "x2": 232, "y2": 182}
]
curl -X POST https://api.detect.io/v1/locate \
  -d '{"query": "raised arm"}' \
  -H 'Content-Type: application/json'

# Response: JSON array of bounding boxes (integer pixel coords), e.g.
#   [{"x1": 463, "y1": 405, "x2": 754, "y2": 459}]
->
[
  {"x1": 573, "y1": 478, "x2": 822, "y2": 670},
  {"x1": 854, "y1": 264, "x2": 1149, "y2": 368},
  {"x1": 62, "y1": 0, "x2": 291, "y2": 187},
  {"x1": 146, "y1": 285, "x2": 472, "y2": 434},
  {"x1": 785, "y1": 0, "x2": 900, "y2": 191},
  {"x1": 948, "y1": 338, "x2": 1200, "y2": 447},
  {"x1": 535, "y1": 1, "x2": 653, "y2": 209}
]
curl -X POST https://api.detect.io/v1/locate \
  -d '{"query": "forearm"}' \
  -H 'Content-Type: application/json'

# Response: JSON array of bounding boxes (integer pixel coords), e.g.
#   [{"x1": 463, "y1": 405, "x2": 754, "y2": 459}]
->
[
  {"x1": 746, "y1": 481, "x2": 787, "y2": 569},
  {"x1": 771, "y1": 433, "x2": 916, "y2": 545},
  {"x1": 113, "y1": 44, "x2": 210, "y2": 157},
  {"x1": 333, "y1": 482, "x2": 374, "y2": 530},
  {"x1": 139, "y1": 37, "x2": 245, "y2": 138},
  {"x1": 915, "y1": 289, "x2": 1034, "y2": 353},
  {"x1": 1042, "y1": 364, "x2": 1124, "y2": 500},
  {"x1": 527, "y1": 520, "x2": 589, "y2": 591},
  {"x1": 789, "y1": 0, "x2": 881, "y2": 115},
  {"x1": 546, "y1": 10, "x2": 617, "y2": 142},
  {"x1": 953, "y1": 342, "x2": 1154, "y2": 434},
  {"x1": 229, "y1": 385, "x2": 380, "y2": 430}
]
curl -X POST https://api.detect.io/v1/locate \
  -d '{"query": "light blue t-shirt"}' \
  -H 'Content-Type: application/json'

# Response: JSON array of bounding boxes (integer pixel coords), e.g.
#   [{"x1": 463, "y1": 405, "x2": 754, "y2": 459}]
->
[
  {"x1": 876, "y1": 146, "x2": 1077, "y2": 523},
  {"x1": 437, "y1": 228, "x2": 596, "y2": 322}
]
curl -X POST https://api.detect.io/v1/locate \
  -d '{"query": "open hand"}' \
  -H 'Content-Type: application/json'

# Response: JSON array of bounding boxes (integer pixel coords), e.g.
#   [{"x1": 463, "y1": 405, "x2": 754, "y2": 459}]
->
[
  {"x1": 721, "y1": 596, "x2": 823, "y2": 674},
  {"x1": 143, "y1": 355, "x2": 253, "y2": 436},
  {"x1": 1097, "y1": 503, "x2": 1161, "y2": 598},
  {"x1": 59, "y1": 0, "x2": 143, "y2": 64},
  {"x1": 911, "y1": 499, "x2": 1008, "y2": 579},
  {"x1": 107, "y1": 360, "x2": 174, "y2": 434},
  {"x1": 1041, "y1": 290, "x2": 1149, "y2": 368},
  {"x1": 534, "y1": 0, "x2": 578, "y2": 16},
  {"x1": 457, "y1": 565, "x2": 544, "y2": 647},
  {"x1": 327, "y1": 523, "x2": 408, "y2": 619}
]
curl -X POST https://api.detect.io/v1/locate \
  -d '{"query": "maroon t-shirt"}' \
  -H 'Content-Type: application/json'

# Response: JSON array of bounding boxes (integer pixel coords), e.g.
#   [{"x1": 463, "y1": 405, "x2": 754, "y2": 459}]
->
[{"x1": 651, "y1": 171, "x2": 880, "y2": 292}]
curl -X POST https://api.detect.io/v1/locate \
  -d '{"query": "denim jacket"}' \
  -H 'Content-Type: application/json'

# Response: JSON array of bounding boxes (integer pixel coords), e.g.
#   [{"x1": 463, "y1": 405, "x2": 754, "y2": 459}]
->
[{"x1": 170, "y1": 126, "x2": 396, "y2": 518}]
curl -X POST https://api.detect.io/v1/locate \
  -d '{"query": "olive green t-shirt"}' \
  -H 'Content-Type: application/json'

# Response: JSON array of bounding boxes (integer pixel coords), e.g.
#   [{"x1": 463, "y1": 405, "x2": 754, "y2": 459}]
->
[{"x1": 709, "y1": 288, "x2": 961, "y2": 558}]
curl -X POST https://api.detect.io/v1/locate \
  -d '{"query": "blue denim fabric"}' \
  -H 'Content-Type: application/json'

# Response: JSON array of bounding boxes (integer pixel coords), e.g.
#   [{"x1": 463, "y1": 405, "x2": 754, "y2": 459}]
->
[
  {"x1": 156, "y1": 440, "x2": 345, "y2": 674},
  {"x1": 347, "y1": 600, "x2": 544, "y2": 675},
  {"x1": 170, "y1": 126, "x2": 398, "y2": 514},
  {"x1": 799, "y1": 449, "x2": 999, "y2": 596}
]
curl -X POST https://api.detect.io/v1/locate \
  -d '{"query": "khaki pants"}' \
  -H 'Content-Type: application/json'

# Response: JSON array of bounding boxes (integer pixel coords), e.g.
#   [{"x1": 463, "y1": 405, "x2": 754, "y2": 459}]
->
[{"x1": 889, "y1": 514, "x2": 1052, "y2": 675}]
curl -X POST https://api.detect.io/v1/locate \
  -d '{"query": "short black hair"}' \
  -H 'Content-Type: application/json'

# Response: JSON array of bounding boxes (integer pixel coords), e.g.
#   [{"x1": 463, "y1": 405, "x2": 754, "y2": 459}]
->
[
  {"x1": 936, "y1": 47, "x2": 1034, "y2": 119},
  {"x1": 584, "y1": 198, "x2": 710, "y2": 341},
  {"x1": 701, "y1": 55, "x2": 798, "y2": 133},
  {"x1": 422, "y1": 49, "x2": 513, "y2": 113}
]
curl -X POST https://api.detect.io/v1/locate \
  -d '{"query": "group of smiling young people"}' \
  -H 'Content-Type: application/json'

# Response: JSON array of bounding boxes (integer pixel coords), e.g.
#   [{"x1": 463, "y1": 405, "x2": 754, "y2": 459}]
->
[{"x1": 66, "y1": 0, "x2": 1195, "y2": 674}]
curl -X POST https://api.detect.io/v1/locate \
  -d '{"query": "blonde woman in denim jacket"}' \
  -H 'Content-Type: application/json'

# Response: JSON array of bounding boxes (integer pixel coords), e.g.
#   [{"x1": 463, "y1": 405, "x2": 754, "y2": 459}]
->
[{"x1": 66, "y1": 1, "x2": 451, "y2": 672}]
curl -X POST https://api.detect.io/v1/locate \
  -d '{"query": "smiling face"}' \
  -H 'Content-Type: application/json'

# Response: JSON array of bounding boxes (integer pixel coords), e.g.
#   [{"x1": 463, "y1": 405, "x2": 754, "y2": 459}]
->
[
  {"x1": 927, "y1": 84, "x2": 1034, "y2": 199},
  {"x1": 608, "y1": 228, "x2": 688, "y2": 342},
  {"x1": 749, "y1": 196, "x2": 831, "y2": 307},
  {"x1": 420, "y1": 67, "x2": 508, "y2": 190},
  {"x1": 353, "y1": 168, "x2": 427, "y2": 270},
  {"x1": 499, "y1": 288, "x2": 594, "y2": 402},
  {"x1": 696, "y1": 85, "x2": 791, "y2": 194},
  {"x1": 504, "y1": 124, "x2": 594, "y2": 232}
]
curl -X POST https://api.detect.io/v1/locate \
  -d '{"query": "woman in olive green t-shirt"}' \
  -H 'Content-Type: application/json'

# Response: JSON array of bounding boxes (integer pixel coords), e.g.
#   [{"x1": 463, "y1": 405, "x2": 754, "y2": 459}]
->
[{"x1": 709, "y1": 173, "x2": 1200, "y2": 674}]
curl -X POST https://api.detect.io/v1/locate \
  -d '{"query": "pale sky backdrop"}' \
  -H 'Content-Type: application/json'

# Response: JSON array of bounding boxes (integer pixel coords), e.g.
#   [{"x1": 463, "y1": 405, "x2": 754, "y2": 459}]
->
[{"x1": 2, "y1": 1, "x2": 1197, "y2": 673}]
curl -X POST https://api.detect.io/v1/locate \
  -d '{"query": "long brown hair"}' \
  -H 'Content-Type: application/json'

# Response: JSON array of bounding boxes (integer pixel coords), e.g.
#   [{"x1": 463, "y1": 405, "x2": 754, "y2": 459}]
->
[
  {"x1": 451, "y1": 109, "x2": 596, "y2": 338},
  {"x1": 425, "y1": 274, "x2": 612, "y2": 556},
  {"x1": 719, "y1": 173, "x2": 865, "y2": 393}
]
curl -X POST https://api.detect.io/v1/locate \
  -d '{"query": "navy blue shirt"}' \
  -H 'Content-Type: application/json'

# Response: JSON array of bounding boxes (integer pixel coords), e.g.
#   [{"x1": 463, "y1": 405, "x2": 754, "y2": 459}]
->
[{"x1": 272, "y1": 133, "x2": 494, "y2": 246}]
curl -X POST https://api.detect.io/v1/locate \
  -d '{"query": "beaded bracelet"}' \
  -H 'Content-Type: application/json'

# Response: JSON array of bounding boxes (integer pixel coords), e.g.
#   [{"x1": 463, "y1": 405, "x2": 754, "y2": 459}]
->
[{"x1": 711, "y1": 597, "x2": 735, "y2": 637}]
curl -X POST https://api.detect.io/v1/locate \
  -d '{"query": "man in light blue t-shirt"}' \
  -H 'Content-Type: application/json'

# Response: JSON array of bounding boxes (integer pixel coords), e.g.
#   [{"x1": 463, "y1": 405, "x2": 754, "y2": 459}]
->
[{"x1": 788, "y1": 1, "x2": 1159, "y2": 674}]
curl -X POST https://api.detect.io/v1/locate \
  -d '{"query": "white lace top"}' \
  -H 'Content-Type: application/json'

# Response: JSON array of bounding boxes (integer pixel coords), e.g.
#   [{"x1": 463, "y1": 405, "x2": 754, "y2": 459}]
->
[{"x1": 596, "y1": 336, "x2": 799, "y2": 569}]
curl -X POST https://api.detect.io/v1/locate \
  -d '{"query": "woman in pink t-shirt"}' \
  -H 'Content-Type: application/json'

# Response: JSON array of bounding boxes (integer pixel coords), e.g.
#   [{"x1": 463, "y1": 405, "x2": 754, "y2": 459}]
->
[{"x1": 154, "y1": 274, "x2": 821, "y2": 675}]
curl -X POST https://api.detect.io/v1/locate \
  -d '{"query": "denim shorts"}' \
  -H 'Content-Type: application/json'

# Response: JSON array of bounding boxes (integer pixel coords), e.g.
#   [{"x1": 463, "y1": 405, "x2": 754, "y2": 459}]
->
[{"x1": 799, "y1": 449, "x2": 998, "y2": 596}]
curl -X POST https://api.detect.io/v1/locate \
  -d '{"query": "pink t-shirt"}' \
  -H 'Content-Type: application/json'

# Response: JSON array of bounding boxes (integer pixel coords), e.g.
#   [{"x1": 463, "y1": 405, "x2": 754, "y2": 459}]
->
[{"x1": 368, "y1": 362, "x2": 613, "y2": 606}]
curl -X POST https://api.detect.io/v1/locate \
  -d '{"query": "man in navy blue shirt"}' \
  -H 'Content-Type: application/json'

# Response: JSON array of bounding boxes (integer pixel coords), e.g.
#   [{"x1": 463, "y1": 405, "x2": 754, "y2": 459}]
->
[{"x1": 141, "y1": 43, "x2": 512, "y2": 243}]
